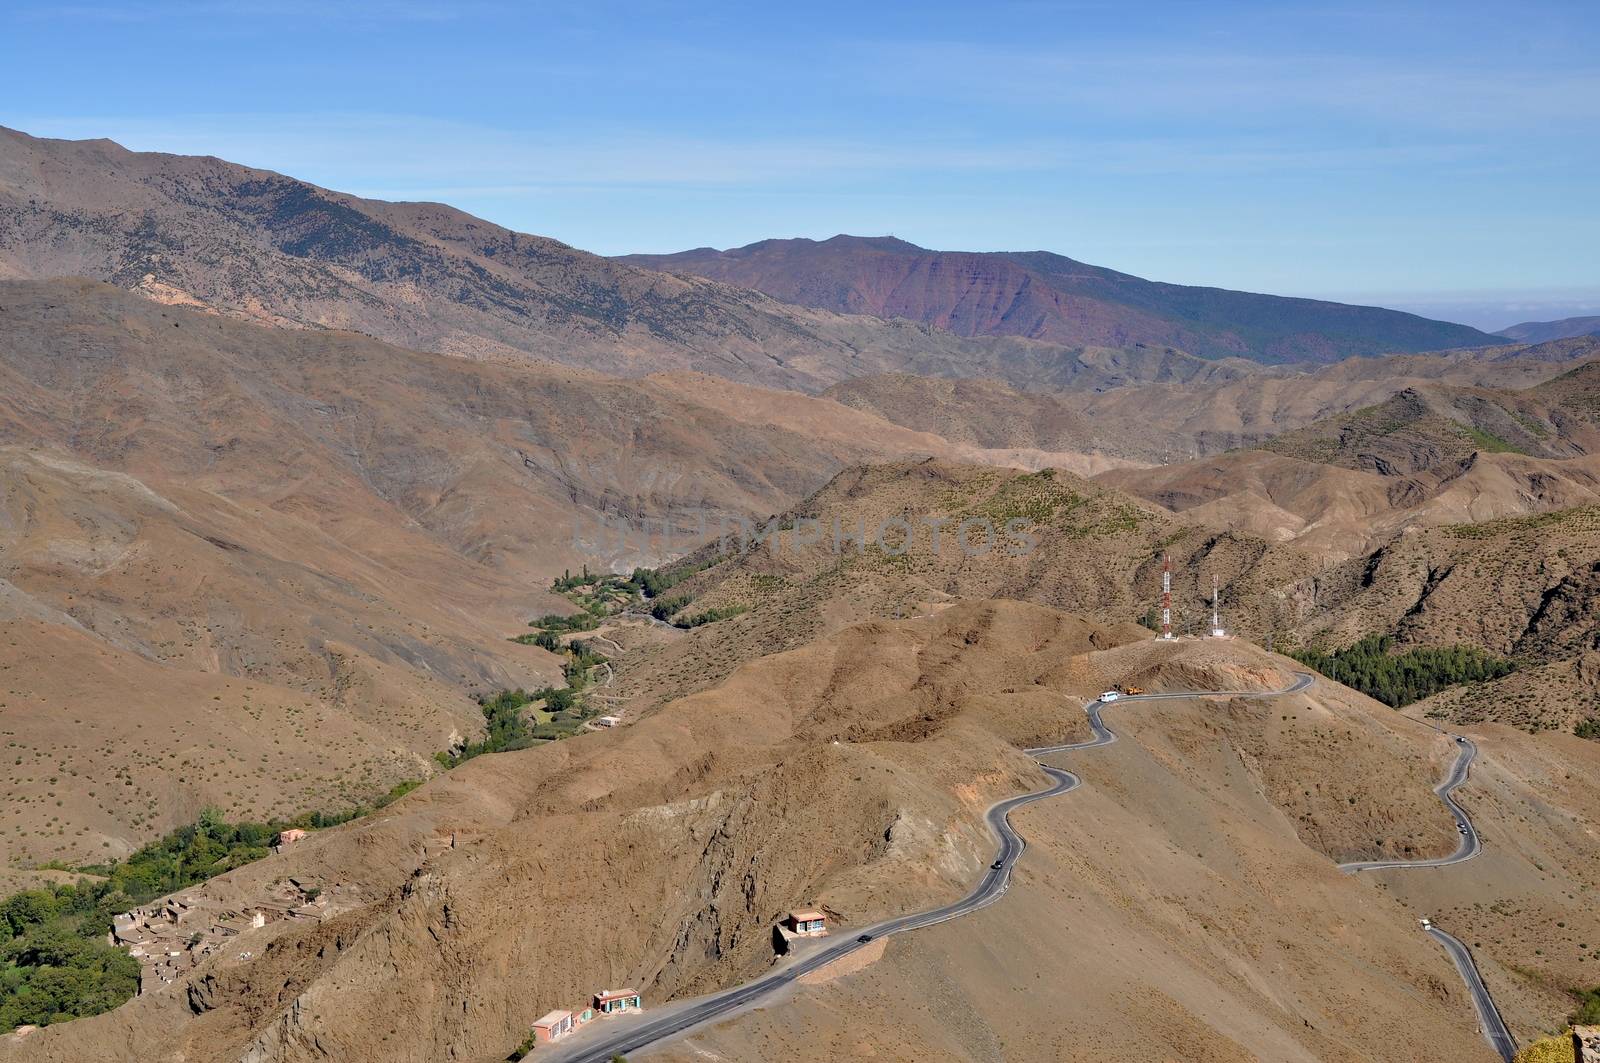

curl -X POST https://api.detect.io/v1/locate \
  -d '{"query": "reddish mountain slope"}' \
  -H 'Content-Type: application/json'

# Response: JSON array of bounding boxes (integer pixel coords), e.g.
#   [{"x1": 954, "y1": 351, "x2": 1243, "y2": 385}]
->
[{"x1": 619, "y1": 235, "x2": 1496, "y2": 364}]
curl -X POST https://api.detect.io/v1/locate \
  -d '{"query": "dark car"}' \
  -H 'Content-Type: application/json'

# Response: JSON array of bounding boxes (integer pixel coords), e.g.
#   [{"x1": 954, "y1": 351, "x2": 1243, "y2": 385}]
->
[
  {"x1": 857, "y1": 934, "x2": 873, "y2": 944},
  {"x1": 990, "y1": 859, "x2": 1005, "y2": 870}
]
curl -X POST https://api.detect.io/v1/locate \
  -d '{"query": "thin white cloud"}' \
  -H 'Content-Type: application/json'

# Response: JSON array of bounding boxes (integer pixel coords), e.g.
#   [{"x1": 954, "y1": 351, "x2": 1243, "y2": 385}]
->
[
  {"x1": 853, "y1": 40, "x2": 1600, "y2": 133},
  {"x1": 14, "y1": 112, "x2": 1494, "y2": 201}
]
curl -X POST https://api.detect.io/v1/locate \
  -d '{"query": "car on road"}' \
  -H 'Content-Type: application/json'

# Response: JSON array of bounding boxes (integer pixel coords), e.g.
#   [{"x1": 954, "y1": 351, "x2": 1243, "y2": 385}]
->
[
  {"x1": 1099, "y1": 690, "x2": 1121, "y2": 702},
  {"x1": 1458, "y1": 823, "x2": 1469, "y2": 833},
  {"x1": 990, "y1": 859, "x2": 1005, "y2": 870},
  {"x1": 856, "y1": 934, "x2": 873, "y2": 944}
]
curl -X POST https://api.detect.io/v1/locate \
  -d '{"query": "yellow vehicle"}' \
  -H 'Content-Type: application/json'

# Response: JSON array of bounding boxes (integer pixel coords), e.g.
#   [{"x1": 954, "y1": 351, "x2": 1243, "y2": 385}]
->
[{"x1": 1121, "y1": 685, "x2": 1145, "y2": 696}]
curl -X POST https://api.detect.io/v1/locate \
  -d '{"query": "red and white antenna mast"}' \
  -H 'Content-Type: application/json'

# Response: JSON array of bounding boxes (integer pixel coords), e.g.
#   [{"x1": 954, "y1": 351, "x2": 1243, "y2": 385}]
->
[{"x1": 1161, "y1": 553, "x2": 1174, "y2": 640}]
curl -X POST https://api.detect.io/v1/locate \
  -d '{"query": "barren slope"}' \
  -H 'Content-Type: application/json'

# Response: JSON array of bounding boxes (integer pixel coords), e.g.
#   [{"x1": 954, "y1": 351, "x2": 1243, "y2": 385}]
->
[
  {"x1": 0, "y1": 128, "x2": 1181, "y2": 393},
  {"x1": 1099, "y1": 364, "x2": 1600, "y2": 559},
  {"x1": 0, "y1": 280, "x2": 1013, "y2": 865},
  {"x1": 651, "y1": 644, "x2": 1600, "y2": 1062},
  {"x1": 597, "y1": 460, "x2": 1315, "y2": 712},
  {"x1": 1061, "y1": 338, "x2": 1600, "y2": 457},
  {"x1": 5, "y1": 604, "x2": 1559, "y2": 1063}
]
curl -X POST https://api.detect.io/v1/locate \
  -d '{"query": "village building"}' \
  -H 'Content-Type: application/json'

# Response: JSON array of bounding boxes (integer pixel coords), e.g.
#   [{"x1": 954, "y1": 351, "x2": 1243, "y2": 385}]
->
[
  {"x1": 274, "y1": 827, "x2": 308, "y2": 851},
  {"x1": 592, "y1": 715, "x2": 622, "y2": 728},
  {"x1": 786, "y1": 909, "x2": 828, "y2": 936},
  {"x1": 530, "y1": 1009, "x2": 574, "y2": 1043},
  {"x1": 594, "y1": 989, "x2": 642, "y2": 1015}
]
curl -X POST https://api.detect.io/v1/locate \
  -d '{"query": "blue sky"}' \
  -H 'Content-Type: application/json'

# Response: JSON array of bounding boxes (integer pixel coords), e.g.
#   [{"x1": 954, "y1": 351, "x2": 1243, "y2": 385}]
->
[{"x1": 3, "y1": 0, "x2": 1597, "y2": 329}]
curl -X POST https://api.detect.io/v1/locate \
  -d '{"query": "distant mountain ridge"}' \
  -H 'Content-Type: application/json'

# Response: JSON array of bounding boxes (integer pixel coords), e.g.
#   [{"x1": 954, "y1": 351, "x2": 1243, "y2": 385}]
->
[
  {"x1": 1496, "y1": 314, "x2": 1600, "y2": 343},
  {"x1": 0, "y1": 127, "x2": 1140, "y2": 394},
  {"x1": 619, "y1": 235, "x2": 1498, "y2": 364}
]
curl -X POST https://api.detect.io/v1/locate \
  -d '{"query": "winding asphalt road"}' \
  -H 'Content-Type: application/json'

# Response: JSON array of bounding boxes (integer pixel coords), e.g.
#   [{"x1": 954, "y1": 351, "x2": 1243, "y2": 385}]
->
[
  {"x1": 1338, "y1": 735, "x2": 1482, "y2": 872},
  {"x1": 1337, "y1": 733, "x2": 1516, "y2": 1061},
  {"x1": 543, "y1": 673, "x2": 1312, "y2": 1063},
  {"x1": 1427, "y1": 922, "x2": 1519, "y2": 1062}
]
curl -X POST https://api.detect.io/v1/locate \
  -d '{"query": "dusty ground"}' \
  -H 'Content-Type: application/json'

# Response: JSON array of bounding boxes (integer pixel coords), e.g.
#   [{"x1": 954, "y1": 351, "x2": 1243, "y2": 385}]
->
[
  {"x1": 0, "y1": 280, "x2": 1037, "y2": 865},
  {"x1": 644, "y1": 643, "x2": 1600, "y2": 1063},
  {"x1": 645, "y1": 639, "x2": 1508, "y2": 1062},
  {"x1": 9, "y1": 603, "x2": 1581, "y2": 1063}
]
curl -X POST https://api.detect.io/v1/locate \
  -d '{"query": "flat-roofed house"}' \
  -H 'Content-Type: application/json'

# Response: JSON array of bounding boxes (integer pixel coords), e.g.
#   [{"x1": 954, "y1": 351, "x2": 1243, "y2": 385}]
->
[
  {"x1": 531, "y1": 1009, "x2": 574, "y2": 1043},
  {"x1": 594, "y1": 989, "x2": 642, "y2": 1015},
  {"x1": 786, "y1": 909, "x2": 828, "y2": 936}
]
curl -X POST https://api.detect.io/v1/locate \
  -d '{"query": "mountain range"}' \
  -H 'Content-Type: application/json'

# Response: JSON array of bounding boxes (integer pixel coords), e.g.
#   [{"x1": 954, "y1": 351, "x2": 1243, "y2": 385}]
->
[
  {"x1": 1496, "y1": 314, "x2": 1600, "y2": 343},
  {"x1": 620, "y1": 235, "x2": 1499, "y2": 363},
  {"x1": 3, "y1": 124, "x2": 1600, "y2": 1063},
  {"x1": 4, "y1": 127, "x2": 1501, "y2": 392}
]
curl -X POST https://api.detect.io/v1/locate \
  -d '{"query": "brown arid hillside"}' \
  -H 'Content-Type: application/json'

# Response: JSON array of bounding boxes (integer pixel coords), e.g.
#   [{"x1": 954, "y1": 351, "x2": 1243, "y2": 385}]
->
[
  {"x1": 1411, "y1": 652, "x2": 1600, "y2": 734},
  {"x1": 647, "y1": 654, "x2": 1600, "y2": 1063},
  {"x1": 593, "y1": 460, "x2": 1315, "y2": 713},
  {"x1": 826, "y1": 340, "x2": 1600, "y2": 466},
  {"x1": 1060, "y1": 337, "x2": 1600, "y2": 458},
  {"x1": 1097, "y1": 365, "x2": 1600, "y2": 558},
  {"x1": 1, "y1": 127, "x2": 1210, "y2": 394},
  {"x1": 619, "y1": 234, "x2": 1497, "y2": 364},
  {"x1": 0, "y1": 280, "x2": 1050, "y2": 866},
  {"x1": 1256, "y1": 378, "x2": 1599, "y2": 472},
  {"x1": 0, "y1": 447, "x2": 547, "y2": 868},
  {"x1": 12, "y1": 602, "x2": 1594, "y2": 1063},
  {"x1": 606, "y1": 458, "x2": 1596, "y2": 738},
  {"x1": 0, "y1": 279, "x2": 985, "y2": 583},
  {"x1": 822, "y1": 372, "x2": 1194, "y2": 465},
  {"x1": 1303, "y1": 504, "x2": 1600, "y2": 708}
]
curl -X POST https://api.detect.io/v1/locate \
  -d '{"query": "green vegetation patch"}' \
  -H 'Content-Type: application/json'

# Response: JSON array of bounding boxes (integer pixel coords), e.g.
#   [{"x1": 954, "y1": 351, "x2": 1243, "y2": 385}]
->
[
  {"x1": 434, "y1": 688, "x2": 546, "y2": 768},
  {"x1": 676, "y1": 604, "x2": 748, "y2": 628},
  {"x1": 1, "y1": 915, "x2": 139, "y2": 1029},
  {"x1": 965, "y1": 470, "x2": 1083, "y2": 526},
  {"x1": 1290, "y1": 634, "x2": 1517, "y2": 708},
  {"x1": 1573, "y1": 985, "x2": 1600, "y2": 1025},
  {"x1": 1458, "y1": 424, "x2": 1522, "y2": 454}
]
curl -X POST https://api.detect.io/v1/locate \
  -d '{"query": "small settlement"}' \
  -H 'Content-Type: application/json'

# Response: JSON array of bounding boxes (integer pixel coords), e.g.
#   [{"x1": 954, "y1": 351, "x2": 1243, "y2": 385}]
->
[
  {"x1": 110, "y1": 872, "x2": 344, "y2": 993},
  {"x1": 528, "y1": 989, "x2": 643, "y2": 1046}
]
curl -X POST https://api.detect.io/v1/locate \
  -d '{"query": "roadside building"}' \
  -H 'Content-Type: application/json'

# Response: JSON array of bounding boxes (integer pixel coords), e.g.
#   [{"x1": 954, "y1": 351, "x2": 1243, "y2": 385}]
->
[
  {"x1": 530, "y1": 1009, "x2": 574, "y2": 1043},
  {"x1": 593, "y1": 715, "x2": 622, "y2": 728},
  {"x1": 594, "y1": 989, "x2": 642, "y2": 1015},
  {"x1": 786, "y1": 910, "x2": 828, "y2": 936}
]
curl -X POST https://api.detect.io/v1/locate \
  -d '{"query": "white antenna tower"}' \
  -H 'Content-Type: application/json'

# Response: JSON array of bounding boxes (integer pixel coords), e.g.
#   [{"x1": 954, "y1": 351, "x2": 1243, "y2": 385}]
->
[
  {"x1": 1160, "y1": 554, "x2": 1175, "y2": 640},
  {"x1": 1209, "y1": 575, "x2": 1226, "y2": 638}
]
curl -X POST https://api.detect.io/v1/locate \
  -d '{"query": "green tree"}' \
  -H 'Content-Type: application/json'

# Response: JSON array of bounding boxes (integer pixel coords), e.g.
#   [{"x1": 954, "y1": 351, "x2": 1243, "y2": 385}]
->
[{"x1": 1, "y1": 891, "x2": 58, "y2": 936}]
